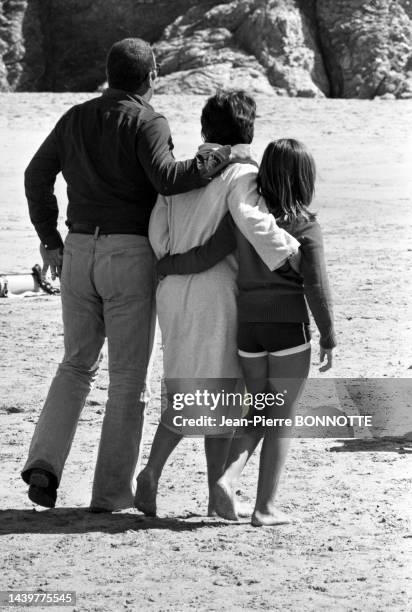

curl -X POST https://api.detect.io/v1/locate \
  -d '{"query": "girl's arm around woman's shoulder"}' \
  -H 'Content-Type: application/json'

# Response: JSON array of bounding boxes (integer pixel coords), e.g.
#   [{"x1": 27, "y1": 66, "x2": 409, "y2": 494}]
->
[{"x1": 298, "y1": 219, "x2": 337, "y2": 350}]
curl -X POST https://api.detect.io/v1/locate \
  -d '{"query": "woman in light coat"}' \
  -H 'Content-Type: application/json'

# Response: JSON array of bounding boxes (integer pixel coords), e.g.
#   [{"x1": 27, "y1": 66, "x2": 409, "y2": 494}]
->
[{"x1": 134, "y1": 91, "x2": 299, "y2": 517}]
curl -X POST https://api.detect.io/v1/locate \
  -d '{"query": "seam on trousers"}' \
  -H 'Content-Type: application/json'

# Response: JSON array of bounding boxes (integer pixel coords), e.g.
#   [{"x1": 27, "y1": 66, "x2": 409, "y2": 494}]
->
[{"x1": 140, "y1": 258, "x2": 157, "y2": 406}]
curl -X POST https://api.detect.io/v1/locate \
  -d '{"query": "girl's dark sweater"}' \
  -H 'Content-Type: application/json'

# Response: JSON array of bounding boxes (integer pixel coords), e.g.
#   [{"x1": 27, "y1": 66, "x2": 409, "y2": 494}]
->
[{"x1": 157, "y1": 212, "x2": 336, "y2": 349}]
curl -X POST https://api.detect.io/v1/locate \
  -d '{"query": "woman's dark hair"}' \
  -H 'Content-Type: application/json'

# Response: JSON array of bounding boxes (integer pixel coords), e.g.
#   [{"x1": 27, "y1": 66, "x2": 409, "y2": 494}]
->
[
  {"x1": 106, "y1": 38, "x2": 155, "y2": 92},
  {"x1": 258, "y1": 138, "x2": 316, "y2": 222},
  {"x1": 201, "y1": 91, "x2": 256, "y2": 145}
]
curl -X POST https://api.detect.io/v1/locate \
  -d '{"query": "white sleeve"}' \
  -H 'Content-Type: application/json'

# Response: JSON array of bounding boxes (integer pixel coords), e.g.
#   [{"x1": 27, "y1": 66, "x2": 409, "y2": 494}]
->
[
  {"x1": 148, "y1": 195, "x2": 170, "y2": 259},
  {"x1": 225, "y1": 166, "x2": 300, "y2": 271}
]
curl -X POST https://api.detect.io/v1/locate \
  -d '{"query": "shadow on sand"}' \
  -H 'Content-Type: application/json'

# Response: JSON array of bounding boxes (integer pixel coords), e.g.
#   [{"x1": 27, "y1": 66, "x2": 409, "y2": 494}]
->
[
  {"x1": 0, "y1": 508, "x2": 236, "y2": 536},
  {"x1": 329, "y1": 435, "x2": 412, "y2": 454}
]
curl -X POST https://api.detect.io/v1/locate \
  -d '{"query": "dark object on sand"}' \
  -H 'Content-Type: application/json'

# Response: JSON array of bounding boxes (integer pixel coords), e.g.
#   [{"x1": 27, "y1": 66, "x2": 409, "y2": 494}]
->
[
  {"x1": 0, "y1": 264, "x2": 60, "y2": 297},
  {"x1": 31, "y1": 264, "x2": 60, "y2": 295}
]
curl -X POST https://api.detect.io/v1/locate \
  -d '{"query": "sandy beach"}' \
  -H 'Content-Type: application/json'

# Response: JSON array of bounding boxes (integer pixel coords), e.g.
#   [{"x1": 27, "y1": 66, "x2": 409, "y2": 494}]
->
[{"x1": 0, "y1": 93, "x2": 411, "y2": 611}]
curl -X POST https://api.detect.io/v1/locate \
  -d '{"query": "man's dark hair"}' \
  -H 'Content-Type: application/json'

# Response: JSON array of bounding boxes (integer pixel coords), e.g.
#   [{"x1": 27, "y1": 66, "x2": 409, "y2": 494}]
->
[
  {"x1": 106, "y1": 38, "x2": 154, "y2": 92},
  {"x1": 201, "y1": 90, "x2": 256, "y2": 145}
]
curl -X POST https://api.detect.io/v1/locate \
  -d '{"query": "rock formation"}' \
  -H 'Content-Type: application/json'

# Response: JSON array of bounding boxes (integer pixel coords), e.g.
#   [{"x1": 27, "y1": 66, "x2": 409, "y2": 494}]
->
[
  {"x1": 0, "y1": 0, "x2": 43, "y2": 91},
  {"x1": 0, "y1": 0, "x2": 215, "y2": 91},
  {"x1": 154, "y1": 0, "x2": 329, "y2": 97},
  {"x1": 317, "y1": 0, "x2": 412, "y2": 98},
  {"x1": 0, "y1": 0, "x2": 411, "y2": 97}
]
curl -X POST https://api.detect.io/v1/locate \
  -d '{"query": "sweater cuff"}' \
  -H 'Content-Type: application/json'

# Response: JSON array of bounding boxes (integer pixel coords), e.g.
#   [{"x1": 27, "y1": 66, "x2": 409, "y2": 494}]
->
[{"x1": 40, "y1": 230, "x2": 64, "y2": 251}]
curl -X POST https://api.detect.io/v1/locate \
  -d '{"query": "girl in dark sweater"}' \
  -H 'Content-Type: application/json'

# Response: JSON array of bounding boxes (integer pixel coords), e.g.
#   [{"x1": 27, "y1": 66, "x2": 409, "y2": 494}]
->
[{"x1": 157, "y1": 138, "x2": 336, "y2": 526}]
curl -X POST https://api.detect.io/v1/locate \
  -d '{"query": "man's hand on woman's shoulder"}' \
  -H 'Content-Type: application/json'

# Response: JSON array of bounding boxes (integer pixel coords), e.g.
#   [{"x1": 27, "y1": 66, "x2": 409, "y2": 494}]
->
[{"x1": 196, "y1": 145, "x2": 232, "y2": 178}]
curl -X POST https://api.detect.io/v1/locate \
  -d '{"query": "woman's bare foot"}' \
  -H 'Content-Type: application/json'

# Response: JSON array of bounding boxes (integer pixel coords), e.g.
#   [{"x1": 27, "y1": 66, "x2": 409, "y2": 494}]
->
[
  {"x1": 251, "y1": 508, "x2": 295, "y2": 527},
  {"x1": 134, "y1": 468, "x2": 158, "y2": 517},
  {"x1": 213, "y1": 479, "x2": 239, "y2": 521}
]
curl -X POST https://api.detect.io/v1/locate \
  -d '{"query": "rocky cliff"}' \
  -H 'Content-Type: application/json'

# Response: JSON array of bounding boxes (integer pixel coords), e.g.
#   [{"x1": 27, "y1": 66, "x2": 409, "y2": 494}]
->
[
  {"x1": 1, "y1": 0, "x2": 411, "y2": 98},
  {"x1": 317, "y1": 0, "x2": 412, "y2": 98},
  {"x1": 154, "y1": 0, "x2": 330, "y2": 97}
]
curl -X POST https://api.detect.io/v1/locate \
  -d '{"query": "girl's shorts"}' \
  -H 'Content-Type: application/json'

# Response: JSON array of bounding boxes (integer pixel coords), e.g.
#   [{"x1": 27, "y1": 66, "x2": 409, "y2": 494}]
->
[{"x1": 237, "y1": 322, "x2": 311, "y2": 357}]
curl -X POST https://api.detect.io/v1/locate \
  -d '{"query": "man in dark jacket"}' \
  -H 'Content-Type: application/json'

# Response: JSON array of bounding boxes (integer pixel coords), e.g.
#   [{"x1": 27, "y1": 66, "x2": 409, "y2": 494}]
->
[{"x1": 21, "y1": 38, "x2": 231, "y2": 511}]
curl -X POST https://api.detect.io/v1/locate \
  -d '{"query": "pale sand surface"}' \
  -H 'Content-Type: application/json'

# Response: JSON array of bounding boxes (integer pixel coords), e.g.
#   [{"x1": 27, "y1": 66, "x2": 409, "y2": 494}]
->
[{"x1": 0, "y1": 94, "x2": 411, "y2": 611}]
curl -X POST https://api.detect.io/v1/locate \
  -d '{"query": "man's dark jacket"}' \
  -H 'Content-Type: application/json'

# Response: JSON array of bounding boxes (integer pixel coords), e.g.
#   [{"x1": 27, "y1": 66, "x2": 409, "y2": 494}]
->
[{"x1": 25, "y1": 88, "x2": 218, "y2": 250}]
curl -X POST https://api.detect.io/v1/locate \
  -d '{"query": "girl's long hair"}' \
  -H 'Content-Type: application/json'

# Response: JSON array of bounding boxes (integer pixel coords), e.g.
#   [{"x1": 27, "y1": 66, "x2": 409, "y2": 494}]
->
[{"x1": 257, "y1": 138, "x2": 316, "y2": 223}]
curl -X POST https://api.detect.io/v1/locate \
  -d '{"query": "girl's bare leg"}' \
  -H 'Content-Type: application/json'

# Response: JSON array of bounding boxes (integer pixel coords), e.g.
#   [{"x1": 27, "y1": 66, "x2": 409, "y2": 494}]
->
[
  {"x1": 134, "y1": 423, "x2": 182, "y2": 516},
  {"x1": 204, "y1": 435, "x2": 233, "y2": 516},
  {"x1": 252, "y1": 347, "x2": 311, "y2": 526},
  {"x1": 214, "y1": 355, "x2": 267, "y2": 520}
]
